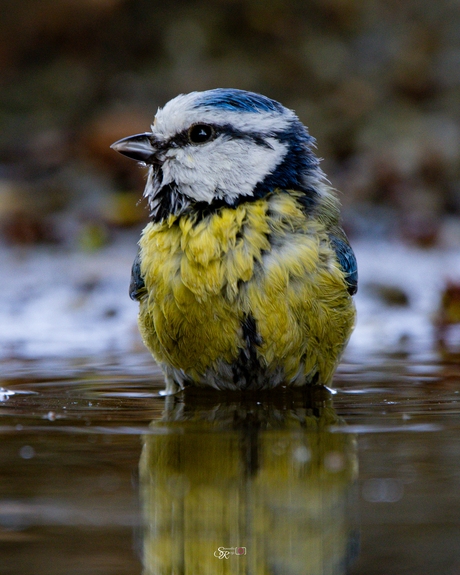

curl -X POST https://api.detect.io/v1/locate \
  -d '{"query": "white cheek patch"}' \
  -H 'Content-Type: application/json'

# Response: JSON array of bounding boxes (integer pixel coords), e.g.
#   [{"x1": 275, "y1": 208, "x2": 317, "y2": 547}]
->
[{"x1": 161, "y1": 136, "x2": 288, "y2": 203}]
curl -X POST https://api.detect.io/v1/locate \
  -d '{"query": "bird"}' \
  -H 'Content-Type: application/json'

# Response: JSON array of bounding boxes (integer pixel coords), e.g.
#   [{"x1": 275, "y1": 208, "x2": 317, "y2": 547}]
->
[{"x1": 111, "y1": 89, "x2": 357, "y2": 393}]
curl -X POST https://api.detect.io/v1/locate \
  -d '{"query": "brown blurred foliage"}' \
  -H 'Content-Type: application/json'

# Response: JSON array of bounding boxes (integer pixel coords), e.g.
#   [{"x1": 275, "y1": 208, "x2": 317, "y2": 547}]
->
[{"x1": 0, "y1": 0, "x2": 459, "y2": 246}]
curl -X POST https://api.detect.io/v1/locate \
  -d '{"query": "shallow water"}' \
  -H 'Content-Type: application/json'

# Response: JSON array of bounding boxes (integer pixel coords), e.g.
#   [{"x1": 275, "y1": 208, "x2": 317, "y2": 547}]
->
[{"x1": 1, "y1": 353, "x2": 460, "y2": 575}]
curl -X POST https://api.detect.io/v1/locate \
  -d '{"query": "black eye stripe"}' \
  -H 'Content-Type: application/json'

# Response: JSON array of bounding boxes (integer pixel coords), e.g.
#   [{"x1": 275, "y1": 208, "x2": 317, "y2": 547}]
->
[{"x1": 162, "y1": 124, "x2": 274, "y2": 150}]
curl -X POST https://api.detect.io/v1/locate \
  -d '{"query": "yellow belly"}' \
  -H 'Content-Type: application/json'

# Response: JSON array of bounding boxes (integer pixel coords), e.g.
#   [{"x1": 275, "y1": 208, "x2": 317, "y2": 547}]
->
[{"x1": 137, "y1": 193, "x2": 355, "y2": 390}]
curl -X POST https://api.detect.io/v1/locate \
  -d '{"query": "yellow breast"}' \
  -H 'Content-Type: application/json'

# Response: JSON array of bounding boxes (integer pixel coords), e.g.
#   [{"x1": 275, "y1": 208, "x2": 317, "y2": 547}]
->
[{"x1": 137, "y1": 192, "x2": 355, "y2": 389}]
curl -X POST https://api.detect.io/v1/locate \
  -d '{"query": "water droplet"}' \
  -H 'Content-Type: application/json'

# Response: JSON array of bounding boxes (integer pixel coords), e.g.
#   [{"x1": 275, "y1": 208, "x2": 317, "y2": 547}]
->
[
  {"x1": 19, "y1": 445, "x2": 35, "y2": 460},
  {"x1": 362, "y1": 478, "x2": 404, "y2": 503},
  {"x1": 324, "y1": 451, "x2": 346, "y2": 473},
  {"x1": 0, "y1": 388, "x2": 15, "y2": 401},
  {"x1": 292, "y1": 445, "x2": 311, "y2": 464},
  {"x1": 271, "y1": 441, "x2": 288, "y2": 455}
]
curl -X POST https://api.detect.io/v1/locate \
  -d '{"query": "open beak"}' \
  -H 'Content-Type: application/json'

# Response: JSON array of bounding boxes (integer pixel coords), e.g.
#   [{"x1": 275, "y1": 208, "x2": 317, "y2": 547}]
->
[{"x1": 110, "y1": 133, "x2": 159, "y2": 163}]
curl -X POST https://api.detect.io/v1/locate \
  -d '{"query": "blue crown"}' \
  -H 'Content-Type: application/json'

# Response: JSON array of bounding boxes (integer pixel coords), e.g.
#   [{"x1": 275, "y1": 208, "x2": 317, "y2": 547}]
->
[{"x1": 193, "y1": 89, "x2": 284, "y2": 114}]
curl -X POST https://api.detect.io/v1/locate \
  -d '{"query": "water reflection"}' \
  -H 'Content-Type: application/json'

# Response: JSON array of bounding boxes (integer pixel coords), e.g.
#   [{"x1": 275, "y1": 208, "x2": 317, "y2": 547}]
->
[{"x1": 140, "y1": 387, "x2": 359, "y2": 575}]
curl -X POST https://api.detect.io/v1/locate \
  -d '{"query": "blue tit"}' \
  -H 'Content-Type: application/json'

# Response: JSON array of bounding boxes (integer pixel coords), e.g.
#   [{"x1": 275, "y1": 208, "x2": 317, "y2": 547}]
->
[{"x1": 111, "y1": 89, "x2": 357, "y2": 393}]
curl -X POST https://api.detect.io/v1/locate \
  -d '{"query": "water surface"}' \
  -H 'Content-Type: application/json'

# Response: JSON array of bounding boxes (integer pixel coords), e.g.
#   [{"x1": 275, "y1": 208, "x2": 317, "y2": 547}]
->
[{"x1": 1, "y1": 352, "x2": 459, "y2": 575}]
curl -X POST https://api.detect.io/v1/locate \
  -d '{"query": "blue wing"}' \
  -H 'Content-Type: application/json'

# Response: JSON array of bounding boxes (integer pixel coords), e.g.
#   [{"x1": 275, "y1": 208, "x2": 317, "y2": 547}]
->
[
  {"x1": 129, "y1": 251, "x2": 146, "y2": 301},
  {"x1": 329, "y1": 235, "x2": 358, "y2": 295}
]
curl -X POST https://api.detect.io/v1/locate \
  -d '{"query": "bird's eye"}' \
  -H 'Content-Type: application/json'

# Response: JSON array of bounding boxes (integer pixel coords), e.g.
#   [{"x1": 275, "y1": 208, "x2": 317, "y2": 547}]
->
[{"x1": 188, "y1": 124, "x2": 215, "y2": 144}]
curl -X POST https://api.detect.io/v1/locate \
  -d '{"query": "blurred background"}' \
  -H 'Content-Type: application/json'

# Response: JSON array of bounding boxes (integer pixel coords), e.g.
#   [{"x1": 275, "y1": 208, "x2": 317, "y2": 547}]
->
[{"x1": 1, "y1": 0, "x2": 460, "y2": 365}]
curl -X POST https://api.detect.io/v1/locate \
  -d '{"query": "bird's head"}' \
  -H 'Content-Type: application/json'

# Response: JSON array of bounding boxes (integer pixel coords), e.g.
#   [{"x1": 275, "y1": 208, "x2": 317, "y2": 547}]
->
[{"x1": 111, "y1": 89, "x2": 324, "y2": 221}]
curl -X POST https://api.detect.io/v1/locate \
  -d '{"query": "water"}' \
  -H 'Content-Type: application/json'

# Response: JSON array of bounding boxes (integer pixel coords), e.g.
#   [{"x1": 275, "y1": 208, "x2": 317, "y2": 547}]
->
[{"x1": 1, "y1": 353, "x2": 460, "y2": 575}]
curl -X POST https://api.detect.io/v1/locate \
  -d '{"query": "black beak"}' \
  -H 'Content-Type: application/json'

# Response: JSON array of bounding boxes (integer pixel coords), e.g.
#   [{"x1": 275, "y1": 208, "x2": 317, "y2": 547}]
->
[{"x1": 110, "y1": 133, "x2": 159, "y2": 163}]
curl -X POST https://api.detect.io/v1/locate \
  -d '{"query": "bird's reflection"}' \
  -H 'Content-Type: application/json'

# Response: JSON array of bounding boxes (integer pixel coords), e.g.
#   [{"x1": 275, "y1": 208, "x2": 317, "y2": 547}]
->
[{"x1": 140, "y1": 386, "x2": 359, "y2": 575}]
